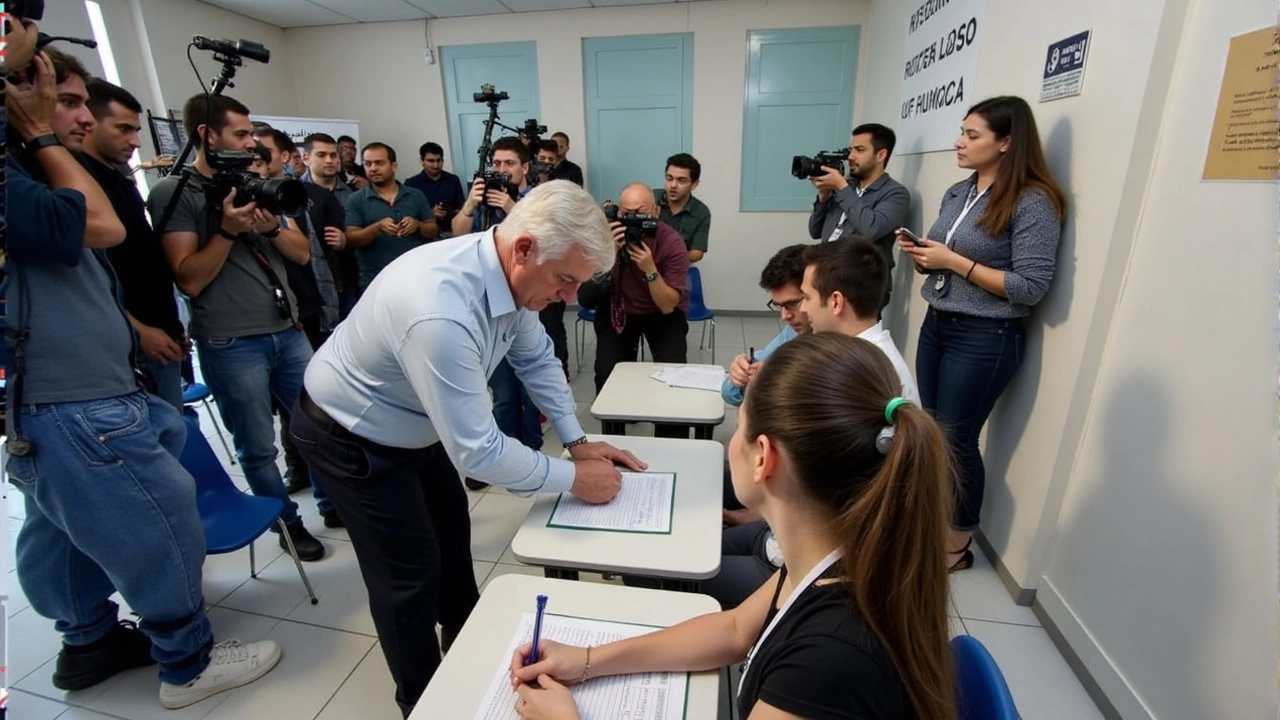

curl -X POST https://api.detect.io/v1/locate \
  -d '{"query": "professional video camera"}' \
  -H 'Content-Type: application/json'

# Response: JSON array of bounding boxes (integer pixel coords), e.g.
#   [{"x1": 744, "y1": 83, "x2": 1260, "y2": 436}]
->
[
  {"x1": 474, "y1": 83, "x2": 509, "y2": 104},
  {"x1": 790, "y1": 148, "x2": 848, "y2": 179},
  {"x1": 604, "y1": 204, "x2": 658, "y2": 245},
  {"x1": 207, "y1": 150, "x2": 307, "y2": 217}
]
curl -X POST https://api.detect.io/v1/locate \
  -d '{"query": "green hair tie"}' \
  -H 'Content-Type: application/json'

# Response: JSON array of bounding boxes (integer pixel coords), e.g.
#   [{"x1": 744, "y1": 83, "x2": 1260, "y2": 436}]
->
[{"x1": 884, "y1": 397, "x2": 911, "y2": 425}]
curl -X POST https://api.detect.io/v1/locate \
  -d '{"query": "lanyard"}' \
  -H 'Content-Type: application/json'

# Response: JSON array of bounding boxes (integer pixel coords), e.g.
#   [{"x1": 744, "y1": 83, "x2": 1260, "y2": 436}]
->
[
  {"x1": 945, "y1": 184, "x2": 987, "y2": 248},
  {"x1": 737, "y1": 548, "x2": 843, "y2": 699}
]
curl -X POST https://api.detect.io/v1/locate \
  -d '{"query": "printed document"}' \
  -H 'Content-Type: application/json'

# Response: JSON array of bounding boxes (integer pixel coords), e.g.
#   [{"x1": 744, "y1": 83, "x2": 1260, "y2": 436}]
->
[
  {"x1": 649, "y1": 366, "x2": 725, "y2": 392},
  {"x1": 473, "y1": 612, "x2": 688, "y2": 720},
  {"x1": 548, "y1": 472, "x2": 676, "y2": 533}
]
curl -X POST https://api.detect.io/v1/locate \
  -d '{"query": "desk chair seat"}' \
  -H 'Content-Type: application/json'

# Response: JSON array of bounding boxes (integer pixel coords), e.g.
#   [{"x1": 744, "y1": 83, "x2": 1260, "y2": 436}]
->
[
  {"x1": 182, "y1": 382, "x2": 235, "y2": 466},
  {"x1": 178, "y1": 416, "x2": 318, "y2": 605},
  {"x1": 952, "y1": 634, "x2": 1019, "y2": 719},
  {"x1": 687, "y1": 267, "x2": 715, "y2": 363}
]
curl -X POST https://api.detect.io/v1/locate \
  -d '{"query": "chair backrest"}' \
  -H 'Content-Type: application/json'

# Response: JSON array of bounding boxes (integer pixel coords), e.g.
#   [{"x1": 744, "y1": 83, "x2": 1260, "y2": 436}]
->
[
  {"x1": 688, "y1": 267, "x2": 709, "y2": 314},
  {"x1": 951, "y1": 635, "x2": 1019, "y2": 720},
  {"x1": 179, "y1": 416, "x2": 244, "y2": 507},
  {"x1": 577, "y1": 306, "x2": 596, "y2": 322}
]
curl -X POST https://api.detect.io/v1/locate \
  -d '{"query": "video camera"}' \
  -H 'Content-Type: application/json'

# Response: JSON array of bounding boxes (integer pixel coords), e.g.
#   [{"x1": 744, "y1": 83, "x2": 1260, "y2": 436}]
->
[
  {"x1": 604, "y1": 204, "x2": 658, "y2": 245},
  {"x1": 207, "y1": 150, "x2": 307, "y2": 217},
  {"x1": 474, "y1": 83, "x2": 509, "y2": 104},
  {"x1": 790, "y1": 148, "x2": 848, "y2": 179}
]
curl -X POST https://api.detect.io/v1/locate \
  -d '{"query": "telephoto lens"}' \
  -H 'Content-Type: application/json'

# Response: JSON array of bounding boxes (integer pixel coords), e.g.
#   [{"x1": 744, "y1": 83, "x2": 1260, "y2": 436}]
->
[{"x1": 243, "y1": 176, "x2": 308, "y2": 217}]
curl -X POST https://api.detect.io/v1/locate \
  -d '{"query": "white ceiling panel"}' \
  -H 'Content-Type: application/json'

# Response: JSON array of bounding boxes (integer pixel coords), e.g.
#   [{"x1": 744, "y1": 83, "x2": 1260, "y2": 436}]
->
[
  {"x1": 309, "y1": 0, "x2": 428, "y2": 23},
  {"x1": 197, "y1": 0, "x2": 715, "y2": 28},
  {"x1": 196, "y1": 0, "x2": 357, "y2": 27},
  {"x1": 404, "y1": 0, "x2": 511, "y2": 18},
  {"x1": 586, "y1": 0, "x2": 676, "y2": 6},
  {"x1": 500, "y1": 0, "x2": 593, "y2": 12}
]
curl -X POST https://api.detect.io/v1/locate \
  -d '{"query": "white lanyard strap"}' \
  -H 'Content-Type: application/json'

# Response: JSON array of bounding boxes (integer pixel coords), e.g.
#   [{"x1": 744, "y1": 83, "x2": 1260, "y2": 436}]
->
[
  {"x1": 737, "y1": 548, "x2": 844, "y2": 698},
  {"x1": 945, "y1": 184, "x2": 987, "y2": 248}
]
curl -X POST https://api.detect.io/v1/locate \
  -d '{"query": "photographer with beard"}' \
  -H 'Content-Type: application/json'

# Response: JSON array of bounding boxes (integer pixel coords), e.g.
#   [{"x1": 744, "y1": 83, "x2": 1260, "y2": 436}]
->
[{"x1": 808, "y1": 123, "x2": 910, "y2": 310}]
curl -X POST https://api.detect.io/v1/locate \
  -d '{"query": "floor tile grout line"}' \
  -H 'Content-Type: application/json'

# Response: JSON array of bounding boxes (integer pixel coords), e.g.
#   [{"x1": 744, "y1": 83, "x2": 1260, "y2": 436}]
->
[
  {"x1": 308, "y1": 641, "x2": 382, "y2": 720},
  {"x1": 207, "y1": 605, "x2": 381, "y2": 640}
]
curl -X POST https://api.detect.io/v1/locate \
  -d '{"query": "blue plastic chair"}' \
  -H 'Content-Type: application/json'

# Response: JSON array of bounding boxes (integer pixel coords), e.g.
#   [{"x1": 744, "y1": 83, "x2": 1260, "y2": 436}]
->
[
  {"x1": 952, "y1": 635, "x2": 1019, "y2": 719},
  {"x1": 182, "y1": 382, "x2": 235, "y2": 466},
  {"x1": 686, "y1": 267, "x2": 716, "y2": 363},
  {"x1": 178, "y1": 416, "x2": 318, "y2": 605}
]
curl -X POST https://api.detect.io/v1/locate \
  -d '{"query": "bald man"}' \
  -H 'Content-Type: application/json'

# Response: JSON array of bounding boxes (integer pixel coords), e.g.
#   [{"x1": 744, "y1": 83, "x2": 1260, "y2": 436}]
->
[{"x1": 585, "y1": 183, "x2": 691, "y2": 435}]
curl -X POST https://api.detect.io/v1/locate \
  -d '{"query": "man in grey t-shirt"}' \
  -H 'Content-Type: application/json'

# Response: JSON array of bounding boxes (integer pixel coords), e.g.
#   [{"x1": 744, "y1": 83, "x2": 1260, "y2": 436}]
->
[{"x1": 148, "y1": 93, "x2": 324, "y2": 561}]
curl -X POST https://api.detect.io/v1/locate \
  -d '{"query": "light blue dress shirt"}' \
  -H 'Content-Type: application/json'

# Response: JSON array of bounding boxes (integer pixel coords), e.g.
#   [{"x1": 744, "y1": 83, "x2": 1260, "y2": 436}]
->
[
  {"x1": 303, "y1": 229, "x2": 584, "y2": 495},
  {"x1": 720, "y1": 324, "x2": 798, "y2": 406}
]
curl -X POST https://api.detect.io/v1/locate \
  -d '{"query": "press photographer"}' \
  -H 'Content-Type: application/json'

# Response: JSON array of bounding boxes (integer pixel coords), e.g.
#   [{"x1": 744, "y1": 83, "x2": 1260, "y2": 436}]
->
[{"x1": 147, "y1": 92, "x2": 326, "y2": 562}]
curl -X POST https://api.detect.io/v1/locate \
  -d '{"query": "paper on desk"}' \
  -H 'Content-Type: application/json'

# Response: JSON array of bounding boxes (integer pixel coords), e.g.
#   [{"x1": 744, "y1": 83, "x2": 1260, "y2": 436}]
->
[
  {"x1": 649, "y1": 366, "x2": 725, "y2": 392},
  {"x1": 473, "y1": 612, "x2": 689, "y2": 720},
  {"x1": 548, "y1": 472, "x2": 676, "y2": 534}
]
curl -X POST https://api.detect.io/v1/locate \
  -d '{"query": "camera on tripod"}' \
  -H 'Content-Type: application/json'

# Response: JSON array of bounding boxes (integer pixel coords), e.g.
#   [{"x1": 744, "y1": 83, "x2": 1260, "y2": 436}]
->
[
  {"x1": 604, "y1": 204, "x2": 658, "y2": 245},
  {"x1": 474, "y1": 83, "x2": 509, "y2": 104},
  {"x1": 790, "y1": 148, "x2": 848, "y2": 179},
  {"x1": 207, "y1": 150, "x2": 308, "y2": 217}
]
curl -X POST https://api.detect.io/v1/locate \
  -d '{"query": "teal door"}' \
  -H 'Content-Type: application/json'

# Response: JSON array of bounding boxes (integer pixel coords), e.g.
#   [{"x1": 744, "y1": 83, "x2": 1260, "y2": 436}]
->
[
  {"x1": 440, "y1": 41, "x2": 542, "y2": 182},
  {"x1": 582, "y1": 33, "x2": 694, "y2": 203},
  {"x1": 740, "y1": 26, "x2": 861, "y2": 211}
]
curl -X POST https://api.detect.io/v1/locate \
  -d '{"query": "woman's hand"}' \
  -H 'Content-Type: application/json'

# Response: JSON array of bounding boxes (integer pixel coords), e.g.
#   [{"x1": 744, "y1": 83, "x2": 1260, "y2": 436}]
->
[
  {"x1": 514, "y1": 674, "x2": 581, "y2": 720},
  {"x1": 899, "y1": 237, "x2": 964, "y2": 273},
  {"x1": 509, "y1": 640, "x2": 590, "y2": 689}
]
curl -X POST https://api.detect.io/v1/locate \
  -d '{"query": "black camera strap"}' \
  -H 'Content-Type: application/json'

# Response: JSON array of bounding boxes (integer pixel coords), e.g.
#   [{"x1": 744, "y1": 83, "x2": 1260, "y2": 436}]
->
[{"x1": 242, "y1": 233, "x2": 301, "y2": 330}]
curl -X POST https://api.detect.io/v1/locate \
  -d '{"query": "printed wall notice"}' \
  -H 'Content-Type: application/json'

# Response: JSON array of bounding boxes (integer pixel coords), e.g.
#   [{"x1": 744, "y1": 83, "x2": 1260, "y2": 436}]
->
[
  {"x1": 898, "y1": 0, "x2": 987, "y2": 154},
  {"x1": 1202, "y1": 26, "x2": 1279, "y2": 181},
  {"x1": 1040, "y1": 31, "x2": 1091, "y2": 102}
]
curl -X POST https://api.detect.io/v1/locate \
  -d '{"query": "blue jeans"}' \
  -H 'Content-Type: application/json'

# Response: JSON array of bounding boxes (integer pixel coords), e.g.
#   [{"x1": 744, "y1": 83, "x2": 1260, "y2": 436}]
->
[
  {"x1": 7, "y1": 391, "x2": 214, "y2": 684},
  {"x1": 140, "y1": 355, "x2": 184, "y2": 411},
  {"x1": 195, "y1": 328, "x2": 313, "y2": 527},
  {"x1": 488, "y1": 358, "x2": 542, "y2": 450},
  {"x1": 915, "y1": 308, "x2": 1025, "y2": 531}
]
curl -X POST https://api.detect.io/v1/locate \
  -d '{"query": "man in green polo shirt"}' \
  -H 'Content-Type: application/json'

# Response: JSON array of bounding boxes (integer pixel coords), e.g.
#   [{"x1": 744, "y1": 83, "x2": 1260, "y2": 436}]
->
[
  {"x1": 655, "y1": 152, "x2": 711, "y2": 264},
  {"x1": 344, "y1": 142, "x2": 438, "y2": 288}
]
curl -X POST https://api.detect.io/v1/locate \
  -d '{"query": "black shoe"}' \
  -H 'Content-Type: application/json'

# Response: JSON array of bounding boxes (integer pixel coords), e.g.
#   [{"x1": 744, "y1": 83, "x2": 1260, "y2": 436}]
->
[
  {"x1": 279, "y1": 523, "x2": 325, "y2": 561},
  {"x1": 53, "y1": 620, "x2": 156, "y2": 691},
  {"x1": 283, "y1": 468, "x2": 310, "y2": 495},
  {"x1": 320, "y1": 508, "x2": 344, "y2": 529},
  {"x1": 464, "y1": 478, "x2": 489, "y2": 491}
]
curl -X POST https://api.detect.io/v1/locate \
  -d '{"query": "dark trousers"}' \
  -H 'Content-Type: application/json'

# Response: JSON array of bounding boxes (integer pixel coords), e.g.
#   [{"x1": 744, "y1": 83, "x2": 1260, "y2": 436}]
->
[
  {"x1": 594, "y1": 309, "x2": 689, "y2": 438},
  {"x1": 279, "y1": 313, "x2": 333, "y2": 512},
  {"x1": 289, "y1": 392, "x2": 479, "y2": 717},
  {"x1": 915, "y1": 308, "x2": 1025, "y2": 531},
  {"x1": 539, "y1": 300, "x2": 569, "y2": 377}
]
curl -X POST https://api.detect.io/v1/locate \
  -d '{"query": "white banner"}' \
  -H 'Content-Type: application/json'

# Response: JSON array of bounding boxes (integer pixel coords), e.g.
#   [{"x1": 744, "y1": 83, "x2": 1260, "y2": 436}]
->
[
  {"x1": 897, "y1": 0, "x2": 987, "y2": 154},
  {"x1": 251, "y1": 115, "x2": 360, "y2": 148}
]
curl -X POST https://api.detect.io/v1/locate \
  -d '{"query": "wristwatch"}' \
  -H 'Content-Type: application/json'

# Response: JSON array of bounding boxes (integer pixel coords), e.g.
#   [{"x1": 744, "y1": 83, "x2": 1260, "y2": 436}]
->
[
  {"x1": 563, "y1": 435, "x2": 589, "y2": 450},
  {"x1": 261, "y1": 226, "x2": 282, "y2": 239},
  {"x1": 644, "y1": 271, "x2": 659, "y2": 283},
  {"x1": 26, "y1": 134, "x2": 62, "y2": 153}
]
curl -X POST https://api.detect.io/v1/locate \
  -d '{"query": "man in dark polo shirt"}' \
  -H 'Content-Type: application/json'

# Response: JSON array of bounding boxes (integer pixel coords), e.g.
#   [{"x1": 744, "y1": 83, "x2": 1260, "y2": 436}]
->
[
  {"x1": 590, "y1": 182, "x2": 690, "y2": 437},
  {"x1": 82, "y1": 79, "x2": 187, "y2": 410},
  {"x1": 343, "y1": 142, "x2": 437, "y2": 288},
  {"x1": 550, "y1": 131, "x2": 584, "y2": 187},
  {"x1": 655, "y1": 153, "x2": 711, "y2": 264},
  {"x1": 404, "y1": 141, "x2": 464, "y2": 236},
  {"x1": 301, "y1": 133, "x2": 359, "y2": 316}
]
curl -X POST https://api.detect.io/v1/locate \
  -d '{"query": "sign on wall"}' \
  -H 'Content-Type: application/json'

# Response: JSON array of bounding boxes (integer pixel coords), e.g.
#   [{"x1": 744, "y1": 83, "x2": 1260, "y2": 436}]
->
[
  {"x1": 252, "y1": 115, "x2": 361, "y2": 149},
  {"x1": 897, "y1": 0, "x2": 987, "y2": 154},
  {"x1": 1202, "y1": 26, "x2": 1279, "y2": 181},
  {"x1": 1040, "y1": 31, "x2": 1092, "y2": 102}
]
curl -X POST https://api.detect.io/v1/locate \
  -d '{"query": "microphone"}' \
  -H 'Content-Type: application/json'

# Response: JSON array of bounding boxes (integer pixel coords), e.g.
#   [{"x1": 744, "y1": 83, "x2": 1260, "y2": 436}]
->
[
  {"x1": 192, "y1": 36, "x2": 270, "y2": 64},
  {"x1": 36, "y1": 33, "x2": 98, "y2": 52}
]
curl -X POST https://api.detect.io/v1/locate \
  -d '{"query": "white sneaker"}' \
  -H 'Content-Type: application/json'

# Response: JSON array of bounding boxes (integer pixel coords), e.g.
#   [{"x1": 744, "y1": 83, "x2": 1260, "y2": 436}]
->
[{"x1": 159, "y1": 639, "x2": 282, "y2": 709}]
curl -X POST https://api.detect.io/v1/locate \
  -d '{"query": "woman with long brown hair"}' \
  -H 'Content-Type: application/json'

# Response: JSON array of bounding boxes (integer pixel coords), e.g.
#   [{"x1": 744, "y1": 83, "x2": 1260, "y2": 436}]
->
[
  {"x1": 507, "y1": 333, "x2": 957, "y2": 720},
  {"x1": 896, "y1": 95, "x2": 1067, "y2": 572}
]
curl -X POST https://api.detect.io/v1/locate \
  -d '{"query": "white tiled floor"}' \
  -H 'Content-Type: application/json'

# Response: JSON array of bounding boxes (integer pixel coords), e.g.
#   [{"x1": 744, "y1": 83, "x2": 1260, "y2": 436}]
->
[{"x1": 5, "y1": 316, "x2": 1103, "y2": 719}]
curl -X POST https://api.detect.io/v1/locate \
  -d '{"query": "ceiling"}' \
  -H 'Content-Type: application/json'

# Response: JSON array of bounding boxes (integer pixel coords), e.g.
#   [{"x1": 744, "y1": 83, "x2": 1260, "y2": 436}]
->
[{"x1": 196, "y1": 0, "x2": 719, "y2": 29}]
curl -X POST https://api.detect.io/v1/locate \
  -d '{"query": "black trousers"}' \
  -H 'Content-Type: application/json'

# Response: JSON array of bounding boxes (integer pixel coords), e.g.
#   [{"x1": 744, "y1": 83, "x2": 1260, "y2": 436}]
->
[
  {"x1": 594, "y1": 309, "x2": 690, "y2": 438},
  {"x1": 538, "y1": 300, "x2": 569, "y2": 377},
  {"x1": 289, "y1": 392, "x2": 479, "y2": 718},
  {"x1": 279, "y1": 314, "x2": 330, "y2": 475}
]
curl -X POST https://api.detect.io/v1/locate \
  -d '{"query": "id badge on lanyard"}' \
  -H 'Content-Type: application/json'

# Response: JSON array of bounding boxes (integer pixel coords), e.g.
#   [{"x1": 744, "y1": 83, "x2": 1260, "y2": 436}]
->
[{"x1": 935, "y1": 185, "x2": 986, "y2": 291}]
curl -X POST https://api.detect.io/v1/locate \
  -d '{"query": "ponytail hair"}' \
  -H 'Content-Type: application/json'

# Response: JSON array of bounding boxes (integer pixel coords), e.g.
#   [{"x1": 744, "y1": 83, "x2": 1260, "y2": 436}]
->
[{"x1": 744, "y1": 333, "x2": 957, "y2": 720}]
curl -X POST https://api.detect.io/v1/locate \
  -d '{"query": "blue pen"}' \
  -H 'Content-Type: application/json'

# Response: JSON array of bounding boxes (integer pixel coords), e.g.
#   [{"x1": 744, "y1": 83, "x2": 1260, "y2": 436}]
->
[{"x1": 526, "y1": 595, "x2": 548, "y2": 667}]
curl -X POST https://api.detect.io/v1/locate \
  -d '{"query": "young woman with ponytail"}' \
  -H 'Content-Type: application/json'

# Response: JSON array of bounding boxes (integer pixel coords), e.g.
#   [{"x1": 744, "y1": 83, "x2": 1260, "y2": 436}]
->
[{"x1": 507, "y1": 332, "x2": 957, "y2": 720}]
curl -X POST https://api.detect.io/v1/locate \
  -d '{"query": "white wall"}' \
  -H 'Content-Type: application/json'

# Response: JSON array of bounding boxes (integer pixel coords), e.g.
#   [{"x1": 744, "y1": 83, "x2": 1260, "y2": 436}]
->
[
  {"x1": 283, "y1": 0, "x2": 869, "y2": 311},
  {"x1": 1038, "y1": 0, "x2": 1277, "y2": 716},
  {"x1": 860, "y1": 0, "x2": 1199, "y2": 591}
]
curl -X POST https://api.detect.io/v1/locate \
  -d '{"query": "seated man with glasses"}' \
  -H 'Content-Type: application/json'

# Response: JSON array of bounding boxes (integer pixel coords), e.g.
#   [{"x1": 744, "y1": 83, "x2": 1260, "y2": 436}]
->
[{"x1": 721, "y1": 244, "x2": 812, "y2": 407}]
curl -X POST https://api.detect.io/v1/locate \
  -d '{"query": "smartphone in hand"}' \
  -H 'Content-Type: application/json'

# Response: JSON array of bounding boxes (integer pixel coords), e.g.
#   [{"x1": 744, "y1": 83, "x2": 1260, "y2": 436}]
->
[{"x1": 898, "y1": 227, "x2": 928, "y2": 247}]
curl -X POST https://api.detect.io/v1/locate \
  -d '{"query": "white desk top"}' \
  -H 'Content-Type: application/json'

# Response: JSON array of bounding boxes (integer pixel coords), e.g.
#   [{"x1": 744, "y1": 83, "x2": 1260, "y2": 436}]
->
[
  {"x1": 413, "y1": 574, "x2": 721, "y2": 719},
  {"x1": 591, "y1": 362, "x2": 727, "y2": 425},
  {"x1": 512, "y1": 434, "x2": 723, "y2": 579}
]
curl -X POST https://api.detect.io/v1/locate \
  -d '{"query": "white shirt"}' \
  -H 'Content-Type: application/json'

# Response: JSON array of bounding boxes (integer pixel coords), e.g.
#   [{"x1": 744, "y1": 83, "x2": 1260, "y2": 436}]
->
[{"x1": 304, "y1": 229, "x2": 584, "y2": 495}]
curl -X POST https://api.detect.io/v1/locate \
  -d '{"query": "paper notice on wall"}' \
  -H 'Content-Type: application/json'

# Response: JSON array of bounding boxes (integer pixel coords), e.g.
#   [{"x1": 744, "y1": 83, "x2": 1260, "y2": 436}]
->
[
  {"x1": 252, "y1": 115, "x2": 361, "y2": 148},
  {"x1": 1202, "y1": 26, "x2": 1280, "y2": 181},
  {"x1": 1040, "y1": 31, "x2": 1091, "y2": 102},
  {"x1": 897, "y1": 0, "x2": 988, "y2": 154}
]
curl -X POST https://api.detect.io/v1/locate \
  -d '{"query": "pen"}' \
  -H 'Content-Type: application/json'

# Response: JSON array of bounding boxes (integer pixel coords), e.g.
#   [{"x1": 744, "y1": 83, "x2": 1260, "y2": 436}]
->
[
  {"x1": 749, "y1": 347, "x2": 755, "y2": 363},
  {"x1": 526, "y1": 594, "x2": 548, "y2": 667}
]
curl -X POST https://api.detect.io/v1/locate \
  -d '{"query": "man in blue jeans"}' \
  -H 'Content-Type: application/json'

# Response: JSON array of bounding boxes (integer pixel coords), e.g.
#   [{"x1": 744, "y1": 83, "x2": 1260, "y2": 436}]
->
[
  {"x1": 147, "y1": 92, "x2": 325, "y2": 558},
  {"x1": 4, "y1": 44, "x2": 280, "y2": 708}
]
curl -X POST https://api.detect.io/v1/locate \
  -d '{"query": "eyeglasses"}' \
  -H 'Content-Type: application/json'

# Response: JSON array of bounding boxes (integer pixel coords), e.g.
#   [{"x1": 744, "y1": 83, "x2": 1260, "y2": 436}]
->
[{"x1": 766, "y1": 297, "x2": 804, "y2": 313}]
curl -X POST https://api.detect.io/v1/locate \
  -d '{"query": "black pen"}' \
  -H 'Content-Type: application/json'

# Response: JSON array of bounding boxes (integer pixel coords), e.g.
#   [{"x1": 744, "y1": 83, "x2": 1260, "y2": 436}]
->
[{"x1": 749, "y1": 347, "x2": 755, "y2": 363}]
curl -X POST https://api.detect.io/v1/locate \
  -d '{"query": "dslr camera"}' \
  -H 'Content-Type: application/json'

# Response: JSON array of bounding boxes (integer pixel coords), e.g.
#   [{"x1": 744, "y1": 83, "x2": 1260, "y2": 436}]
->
[
  {"x1": 474, "y1": 83, "x2": 509, "y2": 104},
  {"x1": 791, "y1": 148, "x2": 848, "y2": 179},
  {"x1": 207, "y1": 149, "x2": 308, "y2": 217},
  {"x1": 479, "y1": 170, "x2": 514, "y2": 207},
  {"x1": 604, "y1": 204, "x2": 658, "y2": 245}
]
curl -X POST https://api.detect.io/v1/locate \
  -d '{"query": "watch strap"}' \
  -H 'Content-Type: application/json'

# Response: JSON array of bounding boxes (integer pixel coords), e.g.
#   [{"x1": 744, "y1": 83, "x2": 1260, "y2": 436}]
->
[
  {"x1": 26, "y1": 134, "x2": 62, "y2": 153},
  {"x1": 563, "y1": 435, "x2": 589, "y2": 450},
  {"x1": 216, "y1": 228, "x2": 240, "y2": 242},
  {"x1": 644, "y1": 271, "x2": 659, "y2": 283}
]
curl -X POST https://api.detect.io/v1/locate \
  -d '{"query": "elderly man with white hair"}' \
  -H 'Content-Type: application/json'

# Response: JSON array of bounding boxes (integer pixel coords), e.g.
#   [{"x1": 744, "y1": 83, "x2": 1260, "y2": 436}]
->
[{"x1": 289, "y1": 180, "x2": 646, "y2": 717}]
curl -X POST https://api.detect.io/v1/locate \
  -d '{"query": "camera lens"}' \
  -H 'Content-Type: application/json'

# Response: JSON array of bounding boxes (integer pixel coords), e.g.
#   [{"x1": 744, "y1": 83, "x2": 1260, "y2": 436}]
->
[
  {"x1": 251, "y1": 177, "x2": 308, "y2": 217},
  {"x1": 791, "y1": 156, "x2": 815, "y2": 179}
]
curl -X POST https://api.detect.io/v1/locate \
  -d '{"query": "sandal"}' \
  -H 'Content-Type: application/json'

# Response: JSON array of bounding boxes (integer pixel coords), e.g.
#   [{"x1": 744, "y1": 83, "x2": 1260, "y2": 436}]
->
[{"x1": 948, "y1": 536, "x2": 974, "y2": 573}]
